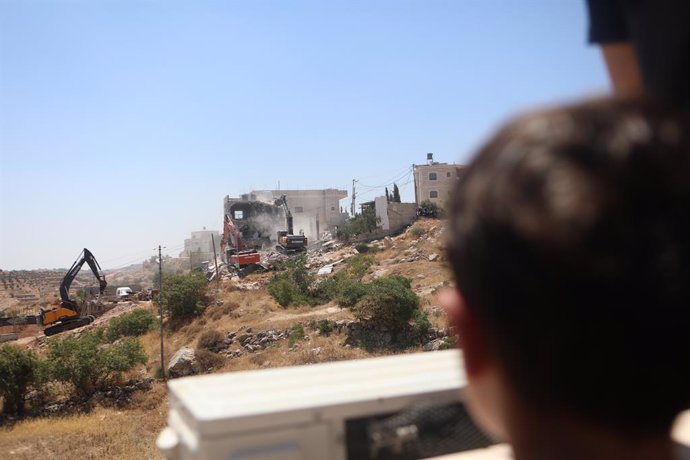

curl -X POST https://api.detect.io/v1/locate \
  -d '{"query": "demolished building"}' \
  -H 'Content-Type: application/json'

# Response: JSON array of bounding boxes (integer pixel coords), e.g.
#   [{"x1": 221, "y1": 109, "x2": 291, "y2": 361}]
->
[
  {"x1": 224, "y1": 189, "x2": 348, "y2": 243},
  {"x1": 223, "y1": 199, "x2": 284, "y2": 250}
]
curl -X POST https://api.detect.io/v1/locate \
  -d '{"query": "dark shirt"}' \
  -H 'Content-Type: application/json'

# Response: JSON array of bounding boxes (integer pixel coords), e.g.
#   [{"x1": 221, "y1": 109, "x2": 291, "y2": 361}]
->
[{"x1": 586, "y1": 0, "x2": 690, "y2": 108}]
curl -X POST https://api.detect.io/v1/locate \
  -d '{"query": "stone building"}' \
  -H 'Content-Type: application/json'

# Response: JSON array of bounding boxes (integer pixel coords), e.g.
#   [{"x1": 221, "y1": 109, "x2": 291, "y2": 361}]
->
[
  {"x1": 226, "y1": 189, "x2": 348, "y2": 241},
  {"x1": 180, "y1": 228, "x2": 221, "y2": 268},
  {"x1": 413, "y1": 153, "x2": 465, "y2": 207},
  {"x1": 374, "y1": 197, "x2": 418, "y2": 233}
]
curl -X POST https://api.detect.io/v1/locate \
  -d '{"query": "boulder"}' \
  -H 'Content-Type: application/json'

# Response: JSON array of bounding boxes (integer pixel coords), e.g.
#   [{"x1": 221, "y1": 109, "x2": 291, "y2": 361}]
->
[
  {"x1": 423, "y1": 338, "x2": 445, "y2": 352},
  {"x1": 167, "y1": 346, "x2": 197, "y2": 378}
]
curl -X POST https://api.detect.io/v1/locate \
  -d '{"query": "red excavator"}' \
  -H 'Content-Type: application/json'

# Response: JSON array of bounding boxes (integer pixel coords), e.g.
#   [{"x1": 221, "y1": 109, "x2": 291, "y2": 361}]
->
[
  {"x1": 222, "y1": 213, "x2": 261, "y2": 268},
  {"x1": 0, "y1": 248, "x2": 107, "y2": 336}
]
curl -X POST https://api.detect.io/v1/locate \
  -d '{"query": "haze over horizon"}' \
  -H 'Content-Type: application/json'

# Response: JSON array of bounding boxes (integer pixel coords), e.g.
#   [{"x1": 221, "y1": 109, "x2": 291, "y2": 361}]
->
[{"x1": 1, "y1": 0, "x2": 610, "y2": 270}]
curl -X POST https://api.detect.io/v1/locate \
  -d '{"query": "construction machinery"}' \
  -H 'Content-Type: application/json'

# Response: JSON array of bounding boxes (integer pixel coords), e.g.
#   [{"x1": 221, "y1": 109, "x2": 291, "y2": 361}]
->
[
  {"x1": 221, "y1": 213, "x2": 261, "y2": 268},
  {"x1": 38, "y1": 248, "x2": 107, "y2": 335},
  {"x1": 275, "y1": 195, "x2": 308, "y2": 253}
]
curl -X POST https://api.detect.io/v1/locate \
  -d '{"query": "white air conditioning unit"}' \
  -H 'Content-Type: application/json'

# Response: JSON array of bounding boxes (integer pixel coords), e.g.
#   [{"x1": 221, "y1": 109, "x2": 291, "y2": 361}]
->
[{"x1": 158, "y1": 349, "x2": 495, "y2": 460}]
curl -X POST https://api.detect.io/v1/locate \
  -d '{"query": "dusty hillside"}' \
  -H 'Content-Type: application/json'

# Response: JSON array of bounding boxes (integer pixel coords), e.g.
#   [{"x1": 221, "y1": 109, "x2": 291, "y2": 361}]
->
[{"x1": 0, "y1": 218, "x2": 454, "y2": 459}]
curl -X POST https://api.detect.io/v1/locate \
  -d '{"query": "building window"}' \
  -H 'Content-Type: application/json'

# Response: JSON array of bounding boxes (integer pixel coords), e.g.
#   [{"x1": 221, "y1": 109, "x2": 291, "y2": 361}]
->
[
  {"x1": 429, "y1": 172, "x2": 437, "y2": 181},
  {"x1": 295, "y1": 206, "x2": 304, "y2": 213},
  {"x1": 233, "y1": 210, "x2": 244, "y2": 219},
  {"x1": 430, "y1": 191, "x2": 438, "y2": 198},
  {"x1": 447, "y1": 172, "x2": 451, "y2": 177}
]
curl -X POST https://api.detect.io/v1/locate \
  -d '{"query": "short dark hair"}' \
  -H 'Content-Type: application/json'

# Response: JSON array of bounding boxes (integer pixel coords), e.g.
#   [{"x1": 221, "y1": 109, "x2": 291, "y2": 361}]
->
[{"x1": 447, "y1": 98, "x2": 690, "y2": 434}]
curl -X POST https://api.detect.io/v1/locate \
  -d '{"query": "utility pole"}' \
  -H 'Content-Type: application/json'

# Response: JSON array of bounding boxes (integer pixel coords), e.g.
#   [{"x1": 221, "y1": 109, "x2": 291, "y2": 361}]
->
[
  {"x1": 350, "y1": 179, "x2": 357, "y2": 217},
  {"x1": 211, "y1": 233, "x2": 220, "y2": 286},
  {"x1": 157, "y1": 245, "x2": 166, "y2": 381}
]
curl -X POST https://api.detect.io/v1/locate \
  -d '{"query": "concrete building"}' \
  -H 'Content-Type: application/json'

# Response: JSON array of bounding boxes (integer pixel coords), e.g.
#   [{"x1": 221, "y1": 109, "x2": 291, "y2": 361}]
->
[
  {"x1": 413, "y1": 153, "x2": 465, "y2": 207},
  {"x1": 227, "y1": 189, "x2": 348, "y2": 241},
  {"x1": 374, "y1": 197, "x2": 418, "y2": 233},
  {"x1": 180, "y1": 228, "x2": 221, "y2": 268}
]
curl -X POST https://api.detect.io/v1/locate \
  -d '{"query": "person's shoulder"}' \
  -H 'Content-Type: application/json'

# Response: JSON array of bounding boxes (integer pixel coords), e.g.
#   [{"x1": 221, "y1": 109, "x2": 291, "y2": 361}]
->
[{"x1": 675, "y1": 442, "x2": 690, "y2": 460}]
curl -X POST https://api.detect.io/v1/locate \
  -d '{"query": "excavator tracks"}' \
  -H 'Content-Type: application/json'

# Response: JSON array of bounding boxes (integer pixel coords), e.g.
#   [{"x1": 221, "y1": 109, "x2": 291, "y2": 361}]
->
[{"x1": 44, "y1": 315, "x2": 95, "y2": 336}]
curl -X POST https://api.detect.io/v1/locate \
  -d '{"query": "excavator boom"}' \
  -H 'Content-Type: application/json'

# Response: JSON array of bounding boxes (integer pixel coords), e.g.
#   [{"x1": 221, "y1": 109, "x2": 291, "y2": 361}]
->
[
  {"x1": 59, "y1": 248, "x2": 107, "y2": 304},
  {"x1": 42, "y1": 248, "x2": 106, "y2": 335},
  {"x1": 276, "y1": 195, "x2": 307, "y2": 253}
]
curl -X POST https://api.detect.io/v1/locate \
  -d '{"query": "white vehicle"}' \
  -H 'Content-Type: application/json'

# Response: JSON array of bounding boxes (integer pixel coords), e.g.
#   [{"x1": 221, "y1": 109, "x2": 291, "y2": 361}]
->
[{"x1": 116, "y1": 287, "x2": 133, "y2": 300}]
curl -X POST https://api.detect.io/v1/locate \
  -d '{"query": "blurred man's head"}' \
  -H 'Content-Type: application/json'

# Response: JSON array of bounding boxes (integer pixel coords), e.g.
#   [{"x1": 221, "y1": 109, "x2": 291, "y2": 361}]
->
[{"x1": 443, "y1": 98, "x2": 690, "y2": 439}]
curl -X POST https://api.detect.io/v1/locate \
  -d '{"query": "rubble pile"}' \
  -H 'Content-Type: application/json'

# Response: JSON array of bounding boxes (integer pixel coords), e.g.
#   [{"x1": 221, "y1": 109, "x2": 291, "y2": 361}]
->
[{"x1": 223, "y1": 327, "x2": 290, "y2": 357}]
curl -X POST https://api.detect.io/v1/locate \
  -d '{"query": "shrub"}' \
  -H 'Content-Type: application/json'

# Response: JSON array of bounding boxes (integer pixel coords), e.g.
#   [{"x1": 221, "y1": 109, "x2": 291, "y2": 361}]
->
[
  {"x1": 313, "y1": 319, "x2": 335, "y2": 335},
  {"x1": 352, "y1": 275, "x2": 419, "y2": 330},
  {"x1": 105, "y1": 309, "x2": 158, "y2": 342},
  {"x1": 409, "y1": 226, "x2": 425, "y2": 238},
  {"x1": 418, "y1": 199, "x2": 442, "y2": 218},
  {"x1": 0, "y1": 345, "x2": 38, "y2": 414},
  {"x1": 163, "y1": 272, "x2": 207, "y2": 324},
  {"x1": 194, "y1": 348, "x2": 225, "y2": 372},
  {"x1": 267, "y1": 275, "x2": 302, "y2": 307},
  {"x1": 288, "y1": 324, "x2": 305, "y2": 347},
  {"x1": 44, "y1": 332, "x2": 147, "y2": 395},
  {"x1": 336, "y1": 281, "x2": 372, "y2": 308},
  {"x1": 342, "y1": 254, "x2": 375, "y2": 280},
  {"x1": 355, "y1": 243, "x2": 380, "y2": 254},
  {"x1": 337, "y1": 208, "x2": 380, "y2": 241},
  {"x1": 412, "y1": 310, "x2": 432, "y2": 343},
  {"x1": 267, "y1": 256, "x2": 313, "y2": 307},
  {"x1": 197, "y1": 330, "x2": 225, "y2": 351}
]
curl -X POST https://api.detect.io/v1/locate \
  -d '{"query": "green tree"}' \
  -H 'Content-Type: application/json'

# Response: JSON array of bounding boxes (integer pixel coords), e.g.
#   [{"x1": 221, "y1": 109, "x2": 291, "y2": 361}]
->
[
  {"x1": 337, "y1": 208, "x2": 381, "y2": 241},
  {"x1": 392, "y1": 183, "x2": 401, "y2": 202},
  {"x1": 352, "y1": 275, "x2": 419, "y2": 329},
  {"x1": 105, "y1": 309, "x2": 158, "y2": 342},
  {"x1": 44, "y1": 332, "x2": 147, "y2": 395},
  {"x1": 0, "y1": 345, "x2": 38, "y2": 414},
  {"x1": 163, "y1": 271, "x2": 207, "y2": 323}
]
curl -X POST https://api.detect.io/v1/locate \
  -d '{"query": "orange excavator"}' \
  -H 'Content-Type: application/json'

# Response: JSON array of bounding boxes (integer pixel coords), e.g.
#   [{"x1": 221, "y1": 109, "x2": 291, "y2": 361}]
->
[
  {"x1": 221, "y1": 214, "x2": 261, "y2": 268},
  {"x1": 0, "y1": 248, "x2": 107, "y2": 336},
  {"x1": 40, "y1": 248, "x2": 107, "y2": 335}
]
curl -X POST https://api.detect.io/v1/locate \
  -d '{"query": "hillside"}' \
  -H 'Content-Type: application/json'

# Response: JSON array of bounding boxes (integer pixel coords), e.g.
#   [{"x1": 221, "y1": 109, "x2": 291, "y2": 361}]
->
[{"x1": 0, "y1": 218, "x2": 454, "y2": 458}]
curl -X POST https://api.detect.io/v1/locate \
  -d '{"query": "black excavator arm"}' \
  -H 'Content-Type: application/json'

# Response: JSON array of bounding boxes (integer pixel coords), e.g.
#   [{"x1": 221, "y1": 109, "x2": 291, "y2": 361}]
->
[
  {"x1": 277, "y1": 195, "x2": 294, "y2": 235},
  {"x1": 59, "y1": 248, "x2": 107, "y2": 309}
]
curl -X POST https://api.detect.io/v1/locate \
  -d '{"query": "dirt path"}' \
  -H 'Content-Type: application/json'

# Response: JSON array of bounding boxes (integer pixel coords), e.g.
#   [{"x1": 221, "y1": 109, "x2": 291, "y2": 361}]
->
[{"x1": 268, "y1": 305, "x2": 343, "y2": 322}]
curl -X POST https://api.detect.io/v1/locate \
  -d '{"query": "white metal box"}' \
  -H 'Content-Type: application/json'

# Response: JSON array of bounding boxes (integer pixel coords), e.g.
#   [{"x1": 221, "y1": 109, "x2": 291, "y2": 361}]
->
[{"x1": 158, "y1": 350, "x2": 470, "y2": 460}]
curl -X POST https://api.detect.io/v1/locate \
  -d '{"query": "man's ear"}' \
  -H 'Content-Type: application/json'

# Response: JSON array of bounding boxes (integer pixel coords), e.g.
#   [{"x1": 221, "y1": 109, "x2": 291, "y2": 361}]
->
[
  {"x1": 440, "y1": 288, "x2": 509, "y2": 440},
  {"x1": 439, "y1": 288, "x2": 491, "y2": 377}
]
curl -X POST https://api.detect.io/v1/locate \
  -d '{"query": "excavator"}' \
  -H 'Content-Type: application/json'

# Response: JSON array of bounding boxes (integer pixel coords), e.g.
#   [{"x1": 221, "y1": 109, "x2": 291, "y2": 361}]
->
[
  {"x1": 40, "y1": 248, "x2": 107, "y2": 335},
  {"x1": 222, "y1": 213, "x2": 261, "y2": 268},
  {"x1": 275, "y1": 195, "x2": 308, "y2": 253},
  {"x1": 0, "y1": 248, "x2": 107, "y2": 336}
]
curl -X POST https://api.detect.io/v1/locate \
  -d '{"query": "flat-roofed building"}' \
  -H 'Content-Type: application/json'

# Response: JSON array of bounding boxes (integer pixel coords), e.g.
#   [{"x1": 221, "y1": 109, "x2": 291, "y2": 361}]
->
[{"x1": 413, "y1": 153, "x2": 465, "y2": 207}]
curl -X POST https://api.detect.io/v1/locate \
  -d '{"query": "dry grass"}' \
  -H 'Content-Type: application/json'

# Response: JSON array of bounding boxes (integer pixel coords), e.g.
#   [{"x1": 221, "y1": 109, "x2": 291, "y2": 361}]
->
[
  {"x1": 215, "y1": 331, "x2": 374, "y2": 374},
  {"x1": 0, "y1": 384, "x2": 167, "y2": 460}
]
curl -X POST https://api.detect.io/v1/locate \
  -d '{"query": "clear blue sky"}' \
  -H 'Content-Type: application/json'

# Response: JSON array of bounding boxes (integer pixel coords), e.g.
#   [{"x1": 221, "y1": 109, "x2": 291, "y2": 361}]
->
[{"x1": 0, "y1": 0, "x2": 610, "y2": 270}]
